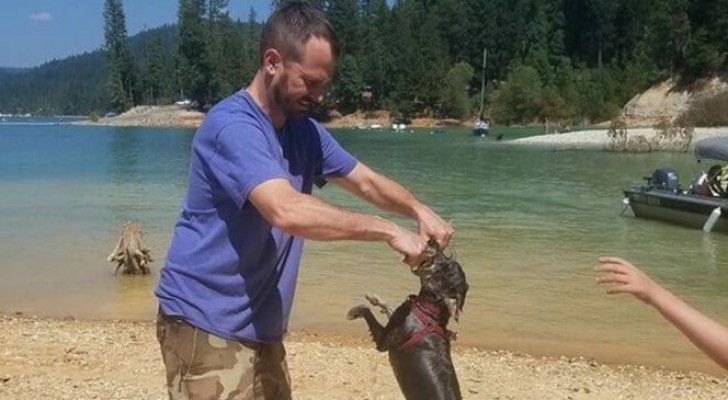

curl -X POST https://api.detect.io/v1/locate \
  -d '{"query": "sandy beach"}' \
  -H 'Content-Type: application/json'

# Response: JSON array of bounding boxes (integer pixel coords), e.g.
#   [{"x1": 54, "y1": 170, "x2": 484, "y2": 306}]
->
[
  {"x1": 1, "y1": 315, "x2": 727, "y2": 400},
  {"x1": 510, "y1": 127, "x2": 728, "y2": 149}
]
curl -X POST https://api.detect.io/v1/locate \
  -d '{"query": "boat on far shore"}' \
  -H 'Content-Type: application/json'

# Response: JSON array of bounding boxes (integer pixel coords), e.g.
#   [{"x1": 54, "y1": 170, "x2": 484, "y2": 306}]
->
[
  {"x1": 473, "y1": 118, "x2": 489, "y2": 137},
  {"x1": 474, "y1": 48, "x2": 490, "y2": 138}
]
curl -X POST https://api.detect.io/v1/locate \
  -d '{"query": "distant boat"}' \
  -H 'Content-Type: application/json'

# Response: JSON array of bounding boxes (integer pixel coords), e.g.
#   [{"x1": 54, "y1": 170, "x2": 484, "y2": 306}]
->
[
  {"x1": 473, "y1": 118, "x2": 489, "y2": 137},
  {"x1": 474, "y1": 49, "x2": 492, "y2": 138},
  {"x1": 392, "y1": 123, "x2": 407, "y2": 131}
]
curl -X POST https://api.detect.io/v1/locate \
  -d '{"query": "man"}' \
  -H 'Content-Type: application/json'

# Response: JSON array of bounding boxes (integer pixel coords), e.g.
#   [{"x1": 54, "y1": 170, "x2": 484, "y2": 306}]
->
[{"x1": 155, "y1": 2, "x2": 453, "y2": 399}]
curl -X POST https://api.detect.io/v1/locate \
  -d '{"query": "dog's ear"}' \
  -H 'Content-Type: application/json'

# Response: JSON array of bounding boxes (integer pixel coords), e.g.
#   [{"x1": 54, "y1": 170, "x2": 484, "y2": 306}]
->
[
  {"x1": 445, "y1": 282, "x2": 467, "y2": 323},
  {"x1": 457, "y1": 287, "x2": 467, "y2": 312}
]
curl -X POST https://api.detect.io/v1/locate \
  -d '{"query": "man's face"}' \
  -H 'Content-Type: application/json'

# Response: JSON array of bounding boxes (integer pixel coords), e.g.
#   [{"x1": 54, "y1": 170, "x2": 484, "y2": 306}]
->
[{"x1": 272, "y1": 37, "x2": 335, "y2": 118}]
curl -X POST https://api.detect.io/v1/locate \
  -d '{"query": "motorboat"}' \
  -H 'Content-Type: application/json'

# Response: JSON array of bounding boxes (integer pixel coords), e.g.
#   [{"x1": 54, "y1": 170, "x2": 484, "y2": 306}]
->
[{"x1": 623, "y1": 137, "x2": 728, "y2": 233}]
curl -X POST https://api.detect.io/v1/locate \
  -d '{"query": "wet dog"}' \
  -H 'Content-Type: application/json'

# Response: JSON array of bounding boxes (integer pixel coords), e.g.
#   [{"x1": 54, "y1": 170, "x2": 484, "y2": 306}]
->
[{"x1": 347, "y1": 244, "x2": 468, "y2": 400}]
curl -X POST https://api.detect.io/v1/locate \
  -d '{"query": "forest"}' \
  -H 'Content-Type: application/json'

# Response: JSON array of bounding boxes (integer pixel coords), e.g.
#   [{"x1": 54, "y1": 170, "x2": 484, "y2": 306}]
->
[{"x1": 1, "y1": 0, "x2": 727, "y2": 125}]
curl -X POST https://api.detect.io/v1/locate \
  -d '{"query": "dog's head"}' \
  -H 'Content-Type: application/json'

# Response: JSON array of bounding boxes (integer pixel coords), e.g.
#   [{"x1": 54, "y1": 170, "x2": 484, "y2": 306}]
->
[{"x1": 412, "y1": 241, "x2": 468, "y2": 322}]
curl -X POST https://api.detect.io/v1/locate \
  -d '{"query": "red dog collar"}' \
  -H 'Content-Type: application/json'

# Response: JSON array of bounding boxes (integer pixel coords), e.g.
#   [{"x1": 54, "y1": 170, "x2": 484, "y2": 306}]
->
[{"x1": 398, "y1": 295, "x2": 457, "y2": 351}]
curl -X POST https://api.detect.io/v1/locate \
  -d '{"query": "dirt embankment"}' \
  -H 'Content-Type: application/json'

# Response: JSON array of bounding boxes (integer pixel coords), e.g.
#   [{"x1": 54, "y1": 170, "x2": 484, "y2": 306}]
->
[
  {"x1": 324, "y1": 110, "x2": 468, "y2": 129},
  {"x1": 623, "y1": 77, "x2": 728, "y2": 127}
]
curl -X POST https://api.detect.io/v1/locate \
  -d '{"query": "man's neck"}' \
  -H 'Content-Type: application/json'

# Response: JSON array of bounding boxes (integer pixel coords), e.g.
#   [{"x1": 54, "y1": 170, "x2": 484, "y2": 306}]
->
[{"x1": 246, "y1": 71, "x2": 286, "y2": 129}]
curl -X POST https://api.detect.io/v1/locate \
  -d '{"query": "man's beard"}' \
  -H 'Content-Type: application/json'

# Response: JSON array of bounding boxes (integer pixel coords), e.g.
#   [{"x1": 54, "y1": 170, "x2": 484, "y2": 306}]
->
[{"x1": 273, "y1": 74, "x2": 314, "y2": 118}]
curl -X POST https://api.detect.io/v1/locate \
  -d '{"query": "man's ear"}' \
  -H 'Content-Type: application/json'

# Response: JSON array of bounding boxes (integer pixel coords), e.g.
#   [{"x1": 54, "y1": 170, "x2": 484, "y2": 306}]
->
[{"x1": 263, "y1": 48, "x2": 283, "y2": 75}]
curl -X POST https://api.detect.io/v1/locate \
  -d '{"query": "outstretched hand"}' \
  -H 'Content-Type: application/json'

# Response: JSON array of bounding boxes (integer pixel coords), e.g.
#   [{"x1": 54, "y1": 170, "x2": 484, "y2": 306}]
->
[
  {"x1": 595, "y1": 257, "x2": 660, "y2": 304},
  {"x1": 416, "y1": 206, "x2": 454, "y2": 249}
]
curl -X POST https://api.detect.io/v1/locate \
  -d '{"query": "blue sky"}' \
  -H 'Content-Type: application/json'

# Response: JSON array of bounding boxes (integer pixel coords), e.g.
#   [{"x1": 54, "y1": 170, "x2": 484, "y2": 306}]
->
[{"x1": 0, "y1": 1, "x2": 273, "y2": 68}]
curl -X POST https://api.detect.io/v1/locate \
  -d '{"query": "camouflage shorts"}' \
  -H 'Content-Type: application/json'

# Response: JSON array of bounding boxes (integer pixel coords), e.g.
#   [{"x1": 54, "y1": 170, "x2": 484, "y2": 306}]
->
[{"x1": 156, "y1": 311, "x2": 292, "y2": 400}]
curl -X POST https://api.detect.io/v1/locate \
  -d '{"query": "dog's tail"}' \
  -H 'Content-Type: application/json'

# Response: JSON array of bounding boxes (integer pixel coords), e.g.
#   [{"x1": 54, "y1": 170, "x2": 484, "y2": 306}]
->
[{"x1": 346, "y1": 305, "x2": 369, "y2": 320}]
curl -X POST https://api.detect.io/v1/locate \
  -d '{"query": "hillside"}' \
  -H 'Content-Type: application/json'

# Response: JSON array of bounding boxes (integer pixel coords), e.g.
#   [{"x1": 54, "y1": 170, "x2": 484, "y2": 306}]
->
[
  {"x1": 0, "y1": 25, "x2": 178, "y2": 115},
  {"x1": 0, "y1": 67, "x2": 30, "y2": 76}
]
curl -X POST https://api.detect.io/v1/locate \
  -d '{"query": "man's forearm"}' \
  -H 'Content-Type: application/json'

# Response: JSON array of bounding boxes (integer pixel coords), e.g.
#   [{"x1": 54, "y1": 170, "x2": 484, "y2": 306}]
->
[
  {"x1": 354, "y1": 173, "x2": 428, "y2": 219},
  {"x1": 271, "y1": 191, "x2": 399, "y2": 241}
]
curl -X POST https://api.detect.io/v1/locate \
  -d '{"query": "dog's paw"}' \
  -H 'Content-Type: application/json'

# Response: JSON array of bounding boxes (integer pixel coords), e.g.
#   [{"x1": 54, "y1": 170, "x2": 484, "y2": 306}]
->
[
  {"x1": 346, "y1": 305, "x2": 369, "y2": 320},
  {"x1": 365, "y1": 293, "x2": 386, "y2": 307}
]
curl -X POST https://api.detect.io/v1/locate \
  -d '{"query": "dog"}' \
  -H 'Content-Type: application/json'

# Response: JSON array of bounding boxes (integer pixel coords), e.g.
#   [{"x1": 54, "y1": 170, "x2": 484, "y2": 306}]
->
[{"x1": 347, "y1": 243, "x2": 468, "y2": 400}]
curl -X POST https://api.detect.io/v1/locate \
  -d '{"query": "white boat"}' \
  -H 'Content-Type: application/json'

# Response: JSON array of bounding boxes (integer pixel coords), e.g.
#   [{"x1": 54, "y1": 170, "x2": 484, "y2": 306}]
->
[
  {"x1": 473, "y1": 49, "x2": 493, "y2": 138},
  {"x1": 473, "y1": 118, "x2": 489, "y2": 137}
]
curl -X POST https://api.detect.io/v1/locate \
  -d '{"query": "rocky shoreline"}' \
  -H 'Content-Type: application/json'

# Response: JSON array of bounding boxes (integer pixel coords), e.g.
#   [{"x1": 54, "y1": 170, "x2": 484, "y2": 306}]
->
[
  {"x1": 510, "y1": 127, "x2": 728, "y2": 149},
  {"x1": 75, "y1": 105, "x2": 205, "y2": 129},
  {"x1": 1, "y1": 315, "x2": 727, "y2": 399},
  {"x1": 74, "y1": 105, "x2": 468, "y2": 130}
]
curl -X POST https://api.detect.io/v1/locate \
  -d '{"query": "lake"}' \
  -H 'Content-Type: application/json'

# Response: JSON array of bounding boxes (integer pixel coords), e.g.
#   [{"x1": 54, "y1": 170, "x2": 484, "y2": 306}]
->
[{"x1": 1, "y1": 121, "x2": 727, "y2": 374}]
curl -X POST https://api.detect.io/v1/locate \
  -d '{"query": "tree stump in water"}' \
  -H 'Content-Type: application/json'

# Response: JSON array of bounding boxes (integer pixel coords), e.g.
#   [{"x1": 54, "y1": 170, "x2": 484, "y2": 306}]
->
[{"x1": 107, "y1": 222, "x2": 153, "y2": 275}]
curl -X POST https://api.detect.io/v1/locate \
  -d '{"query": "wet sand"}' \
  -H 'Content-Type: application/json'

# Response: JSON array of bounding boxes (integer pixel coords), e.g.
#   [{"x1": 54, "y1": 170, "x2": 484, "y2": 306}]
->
[{"x1": 1, "y1": 315, "x2": 727, "y2": 399}]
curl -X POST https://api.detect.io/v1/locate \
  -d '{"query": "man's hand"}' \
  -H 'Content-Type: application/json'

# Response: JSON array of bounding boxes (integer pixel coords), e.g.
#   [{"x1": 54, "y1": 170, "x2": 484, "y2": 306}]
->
[
  {"x1": 385, "y1": 224, "x2": 429, "y2": 267},
  {"x1": 415, "y1": 205, "x2": 454, "y2": 249},
  {"x1": 595, "y1": 257, "x2": 661, "y2": 304}
]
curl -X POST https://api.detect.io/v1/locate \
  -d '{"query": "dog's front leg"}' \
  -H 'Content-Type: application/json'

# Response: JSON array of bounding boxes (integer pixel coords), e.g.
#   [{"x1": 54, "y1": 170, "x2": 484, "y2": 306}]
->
[
  {"x1": 347, "y1": 305, "x2": 386, "y2": 347},
  {"x1": 365, "y1": 293, "x2": 394, "y2": 319}
]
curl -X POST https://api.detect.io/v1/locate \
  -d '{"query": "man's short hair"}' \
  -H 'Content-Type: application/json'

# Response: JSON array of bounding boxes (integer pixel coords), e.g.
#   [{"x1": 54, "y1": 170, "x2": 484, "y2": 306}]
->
[{"x1": 260, "y1": 1, "x2": 340, "y2": 65}]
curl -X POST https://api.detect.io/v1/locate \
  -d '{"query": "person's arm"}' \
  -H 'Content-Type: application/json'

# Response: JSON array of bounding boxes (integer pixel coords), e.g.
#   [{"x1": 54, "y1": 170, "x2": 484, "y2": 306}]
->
[
  {"x1": 330, "y1": 162, "x2": 454, "y2": 248},
  {"x1": 249, "y1": 178, "x2": 427, "y2": 264},
  {"x1": 596, "y1": 257, "x2": 728, "y2": 370}
]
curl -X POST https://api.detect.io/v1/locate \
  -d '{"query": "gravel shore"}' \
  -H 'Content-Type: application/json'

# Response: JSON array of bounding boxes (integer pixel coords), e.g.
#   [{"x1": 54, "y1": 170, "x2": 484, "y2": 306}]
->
[
  {"x1": 75, "y1": 105, "x2": 204, "y2": 129},
  {"x1": 1, "y1": 315, "x2": 727, "y2": 399},
  {"x1": 510, "y1": 127, "x2": 728, "y2": 149},
  {"x1": 74, "y1": 105, "x2": 463, "y2": 130}
]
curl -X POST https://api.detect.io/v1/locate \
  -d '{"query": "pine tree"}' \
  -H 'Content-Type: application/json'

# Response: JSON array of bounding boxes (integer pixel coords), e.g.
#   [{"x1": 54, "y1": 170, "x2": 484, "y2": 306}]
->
[
  {"x1": 142, "y1": 35, "x2": 171, "y2": 104},
  {"x1": 103, "y1": 0, "x2": 138, "y2": 112},
  {"x1": 357, "y1": 0, "x2": 389, "y2": 108},
  {"x1": 241, "y1": 7, "x2": 260, "y2": 84},
  {"x1": 177, "y1": 0, "x2": 209, "y2": 105}
]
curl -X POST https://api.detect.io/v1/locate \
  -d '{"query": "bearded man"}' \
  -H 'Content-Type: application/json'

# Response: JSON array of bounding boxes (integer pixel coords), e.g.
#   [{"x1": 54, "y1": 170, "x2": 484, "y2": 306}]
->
[{"x1": 155, "y1": 3, "x2": 453, "y2": 399}]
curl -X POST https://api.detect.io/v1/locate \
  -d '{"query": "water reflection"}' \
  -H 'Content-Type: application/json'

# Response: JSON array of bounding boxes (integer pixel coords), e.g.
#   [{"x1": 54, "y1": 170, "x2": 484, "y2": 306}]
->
[
  {"x1": 702, "y1": 233, "x2": 719, "y2": 272},
  {"x1": 109, "y1": 127, "x2": 141, "y2": 185}
]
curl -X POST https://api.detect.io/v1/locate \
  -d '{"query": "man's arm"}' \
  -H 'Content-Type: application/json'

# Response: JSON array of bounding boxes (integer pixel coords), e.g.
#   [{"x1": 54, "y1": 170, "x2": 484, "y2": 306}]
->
[
  {"x1": 248, "y1": 178, "x2": 427, "y2": 263},
  {"x1": 330, "y1": 162, "x2": 454, "y2": 247}
]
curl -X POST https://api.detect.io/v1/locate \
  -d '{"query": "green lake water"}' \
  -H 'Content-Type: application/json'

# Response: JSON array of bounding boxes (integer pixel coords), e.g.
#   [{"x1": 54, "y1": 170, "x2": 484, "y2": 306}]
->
[{"x1": 1, "y1": 122, "x2": 727, "y2": 374}]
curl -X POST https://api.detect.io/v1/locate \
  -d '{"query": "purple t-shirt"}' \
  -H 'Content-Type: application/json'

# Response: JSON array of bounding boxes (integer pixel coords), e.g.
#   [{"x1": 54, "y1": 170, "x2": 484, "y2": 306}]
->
[{"x1": 155, "y1": 90, "x2": 358, "y2": 342}]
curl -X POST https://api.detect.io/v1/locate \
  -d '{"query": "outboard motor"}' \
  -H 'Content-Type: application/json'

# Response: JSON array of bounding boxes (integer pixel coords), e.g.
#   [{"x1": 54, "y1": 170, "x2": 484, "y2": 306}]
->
[{"x1": 649, "y1": 167, "x2": 680, "y2": 191}]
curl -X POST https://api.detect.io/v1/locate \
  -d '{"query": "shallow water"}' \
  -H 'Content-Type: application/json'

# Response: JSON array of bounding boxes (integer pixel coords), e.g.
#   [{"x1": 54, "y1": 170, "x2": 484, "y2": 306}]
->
[{"x1": 1, "y1": 123, "x2": 727, "y2": 373}]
